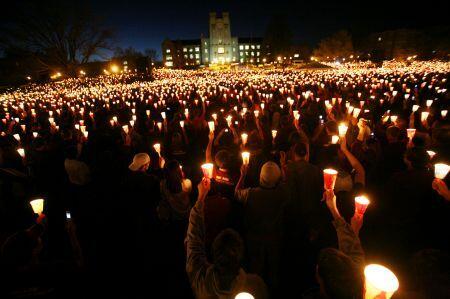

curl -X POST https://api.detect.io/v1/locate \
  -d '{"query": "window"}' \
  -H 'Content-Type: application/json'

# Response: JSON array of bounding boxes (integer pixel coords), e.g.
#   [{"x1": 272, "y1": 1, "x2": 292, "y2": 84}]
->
[
  {"x1": 251, "y1": 45, "x2": 255, "y2": 49},
  {"x1": 166, "y1": 49, "x2": 171, "y2": 53},
  {"x1": 166, "y1": 55, "x2": 172, "y2": 60},
  {"x1": 240, "y1": 52, "x2": 243, "y2": 57},
  {"x1": 257, "y1": 52, "x2": 260, "y2": 56},
  {"x1": 232, "y1": 57, "x2": 236, "y2": 61},
  {"x1": 240, "y1": 58, "x2": 244, "y2": 63},
  {"x1": 246, "y1": 51, "x2": 249, "y2": 56},
  {"x1": 195, "y1": 47, "x2": 200, "y2": 52},
  {"x1": 195, "y1": 54, "x2": 200, "y2": 59},
  {"x1": 184, "y1": 54, "x2": 188, "y2": 58},
  {"x1": 257, "y1": 58, "x2": 260, "y2": 62},
  {"x1": 218, "y1": 47, "x2": 225, "y2": 54},
  {"x1": 245, "y1": 45, "x2": 249, "y2": 50},
  {"x1": 165, "y1": 61, "x2": 173, "y2": 67},
  {"x1": 190, "y1": 54, "x2": 194, "y2": 59},
  {"x1": 196, "y1": 60, "x2": 200, "y2": 64},
  {"x1": 189, "y1": 48, "x2": 193, "y2": 52},
  {"x1": 183, "y1": 48, "x2": 187, "y2": 52},
  {"x1": 205, "y1": 49, "x2": 208, "y2": 53},
  {"x1": 251, "y1": 52, "x2": 254, "y2": 56},
  {"x1": 239, "y1": 45, "x2": 244, "y2": 50},
  {"x1": 233, "y1": 48, "x2": 236, "y2": 52},
  {"x1": 256, "y1": 45, "x2": 260, "y2": 49}
]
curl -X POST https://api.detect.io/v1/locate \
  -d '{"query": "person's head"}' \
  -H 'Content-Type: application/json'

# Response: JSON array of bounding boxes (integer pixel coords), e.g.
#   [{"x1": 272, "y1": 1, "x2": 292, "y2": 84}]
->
[
  {"x1": 334, "y1": 170, "x2": 353, "y2": 193},
  {"x1": 317, "y1": 248, "x2": 364, "y2": 299},
  {"x1": 164, "y1": 160, "x2": 183, "y2": 194},
  {"x1": 404, "y1": 147, "x2": 430, "y2": 170},
  {"x1": 215, "y1": 150, "x2": 231, "y2": 170},
  {"x1": 386, "y1": 125, "x2": 401, "y2": 143},
  {"x1": 259, "y1": 161, "x2": 281, "y2": 188},
  {"x1": 128, "y1": 153, "x2": 151, "y2": 172},
  {"x1": 293, "y1": 142, "x2": 309, "y2": 162},
  {"x1": 212, "y1": 229, "x2": 244, "y2": 290}
]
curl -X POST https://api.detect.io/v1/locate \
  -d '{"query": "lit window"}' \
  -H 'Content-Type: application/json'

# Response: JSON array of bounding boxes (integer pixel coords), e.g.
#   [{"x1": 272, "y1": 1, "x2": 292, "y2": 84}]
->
[
  {"x1": 256, "y1": 45, "x2": 260, "y2": 49},
  {"x1": 240, "y1": 52, "x2": 243, "y2": 56},
  {"x1": 233, "y1": 57, "x2": 236, "y2": 61},
  {"x1": 166, "y1": 55, "x2": 172, "y2": 60},
  {"x1": 165, "y1": 61, "x2": 173, "y2": 67},
  {"x1": 251, "y1": 52, "x2": 254, "y2": 56},
  {"x1": 239, "y1": 45, "x2": 244, "y2": 50},
  {"x1": 245, "y1": 45, "x2": 249, "y2": 50},
  {"x1": 195, "y1": 54, "x2": 200, "y2": 59},
  {"x1": 195, "y1": 47, "x2": 200, "y2": 52},
  {"x1": 257, "y1": 58, "x2": 260, "y2": 62},
  {"x1": 246, "y1": 51, "x2": 249, "y2": 56},
  {"x1": 166, "y1": 49, "x2": 171, "y2": 53},
  {"x1": 240, "y1": 58, "x2": 244, "y2": 63},
  {"x1": 196, "y1": 60, "x2": 200, "y2": 64},
  {"x1": 205, "y1": 57, "x2": 208, "y2": 61},
  {"x1": 218, "y1": 47, "x2": 225, "y2": 54},
  {"x1": 205, "y1": 49, "x2": 208, "y2": 53},
  {"x1": 257, "y1": 52, "x2": 260, "y2": 56},
  {"x1": 183, "y1": 48, "x2": 187, "y2": 52},
  {"x1": 189, "y1": 48, "x2": 193, "y2": 52},
  {"x1": 233, "y1": 48, "x2": 236, "y2": 52},
  {"x1": 184, "y1": 54, "x2": 188, "y2": 58},
  {"x1": 185, "y1": 62, "x2": 188, "y2": 65},
  {"x1": 190, "y1": 54, "x2": 194, "y2": 59},
  {"x1": 251, "y1": 45, "x2": 255, "y2": 49}
]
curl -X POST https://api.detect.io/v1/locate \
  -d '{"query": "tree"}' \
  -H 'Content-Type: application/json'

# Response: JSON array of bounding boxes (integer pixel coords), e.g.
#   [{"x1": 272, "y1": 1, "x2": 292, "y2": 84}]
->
[
  {"x1": 144, "y1": 48, "x2": 159, "y2": 62},
  {"x1": 263, "y1": 13, "x2": 293, "y2": 60},
  {"x1": 0, "y1": 0, "x2": 113, "y2": 77},
  {"x1": 313, "y1": 30, "x2": 354, "y2": 60}
]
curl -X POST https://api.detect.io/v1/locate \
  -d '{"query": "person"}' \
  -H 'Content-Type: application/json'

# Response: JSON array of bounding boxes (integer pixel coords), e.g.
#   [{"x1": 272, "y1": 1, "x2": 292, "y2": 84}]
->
[
  {"x1": 235, "y1": 161, "x2": 289, "y2": 295},
  {"x1": 303, "y1": 189, "x2": 365, "y2": 299},
  {"x1": 158, "y1": 160, "x2": 193, "y2": 221},
  {"x1": 432, "y1": 178, "x2": 450, "y2": 201},
  {"x1": 186, "y1": 178, "x2": 268, "y2": 299}
]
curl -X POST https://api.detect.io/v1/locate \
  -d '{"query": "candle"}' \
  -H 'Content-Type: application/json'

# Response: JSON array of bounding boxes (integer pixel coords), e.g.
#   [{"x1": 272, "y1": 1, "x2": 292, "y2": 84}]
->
[
  {"x1": 157, "y1": 122, "x2": 162, "y2": 131},
  {"x1": 30, "y1": 199, "x2": 44, "y2": 215},
  {"x1": 421, "y1": 111, "x2": 429, "y2": 122},
  {"x1": 427, "y1": 150, "x2": 436, "y2": 159},
  {"x1": 32, "y1": 132, "x2": 38, "y2": 138},
  {"x1": 184, "y1": 108, "x2": 189, "y2": 119},
  {"x1": 13, "y1": 134, "x2": 21, "y2": 142},
  {"x1": 323, "y1": 168, "x2": 338, "y2": 190},
  {"x1": 390, "y1": 115, "x2": 397, "y2": 123},
  {"x1": 161, "y1": 111, "x2": 166, "y2": 119},
  {"x1": 17, "y1": 148, "x2": 25, "y2": 158},
  {"x1": 153, "y1": 143, "x2": 161, "y2": 155},
  {"x1": 271, "y1": 129, "x2": 277, "y2": 139},
  {"x1": 331, "y1": 135, "x2": 339, "y2": 144},
  {"x1": 241, "y1": 133, "x2": 248, "y2": 145},
  {"x1": 242, "y1": 152, "x2": 250, "y2": 165},
  {"x1": 364, "y1": 264, "x2": 399, "y2": 299},
  {"x1": 434, "y1": 163, "x2": 450, "y2": 179},
  {"x1": 179, "y1": 120, "x2": 185, "y2": 128},
  {"x1": 426, "y1": 100, "x2": 433, "y2": 107},
  {"x1": 83, "y1": 131, "x2": 89, "y2": 139},
  {"x1": 212, "y1": 113, "x2": 217, "y2": 121},
  {"x1": 353, "y1": 108, "x2": 361, "y2": 118},
  {"x1": 254, "y1": 110, "x2": 259, "y2": 118},
  {"x1": 406, "y1": 128, "x2": 416, "y2": 139},
  {"x1": 208, "y1": 121, "x2": 215, "y2": 132},
  {"x1": 338, "y1": 123, "x2": 348, "y2": 137},
  {"x1": 235, "y1": 292, "x2": 254, "y2": 299},
  {"x1": 355, "y1": 195, "x2": 370, "y2": 215},
  {"x1": 122, "y1": 125, "x2": 129, "y2": 134},
  {"x1": 201, "y1": 163, "x2": 214, "y2": 179},
  {"x1": 441, "y1": 110, "x2": 448, "y2": 118},
  {"x1": 412, "y1": 105, "x2": 419, "y2": 112}
]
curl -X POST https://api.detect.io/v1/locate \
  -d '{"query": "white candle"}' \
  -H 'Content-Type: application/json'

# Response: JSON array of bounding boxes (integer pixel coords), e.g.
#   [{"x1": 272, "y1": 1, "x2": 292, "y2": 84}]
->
[
  {"x1": 434, "y1": 163, "x2": 450, "y2": 179},
  {"x1": 17, "y1": 148, "x2": 25, "y2": 158},
  {"x1": 241, "y1": 152, "x2": 250, "y2": 165},
  {"x1": 364, "y1": 264, "x2": 399, "y2": 299},
  {"x1": 208, "y1": 121, "x2": 215, "y2": 132},
  {"x1": 241, "y1": 133, "x2": 248, "y2": 145},
  {"x1": 30, "y1": 199, "x2": 44, "y2": 215},
  {"x1": 271, "y1": 130, "x2": 277, "y2": 139},
  {"x1": 235, "y1": 292, "x2": 254, "y2": 299},
  {"x1": 338, "y1": 123, "x2": 348, "y2": 137},
  {"x1": 153, "y1": 143, "x2": 161, "y2": 155},
  {"x1": 331, "y1": 135, "x2": 339, "y2": 144}
]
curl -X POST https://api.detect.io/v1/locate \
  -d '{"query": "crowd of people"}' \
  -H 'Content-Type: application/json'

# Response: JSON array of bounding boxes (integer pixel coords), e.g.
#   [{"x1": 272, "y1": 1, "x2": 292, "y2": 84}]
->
[{"x1": 0, "y1": 61, "x2": 449, "y2": 298}]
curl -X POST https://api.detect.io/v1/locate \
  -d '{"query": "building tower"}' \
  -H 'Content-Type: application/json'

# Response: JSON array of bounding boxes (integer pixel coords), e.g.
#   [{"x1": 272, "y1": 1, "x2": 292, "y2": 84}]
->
[{"x1": 208, "y1": 12, "x2": 237, "y2": 64}]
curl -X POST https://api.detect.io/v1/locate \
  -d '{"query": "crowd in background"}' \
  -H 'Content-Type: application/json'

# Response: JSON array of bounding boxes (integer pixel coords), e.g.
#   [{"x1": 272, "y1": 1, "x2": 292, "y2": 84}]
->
[{"x1": 0, "y1": 62, "x2": 449, "y2": 298}]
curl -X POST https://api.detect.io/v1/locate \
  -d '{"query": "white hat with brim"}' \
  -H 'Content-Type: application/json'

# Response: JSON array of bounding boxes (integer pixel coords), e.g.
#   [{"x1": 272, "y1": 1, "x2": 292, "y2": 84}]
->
[{"x1": 129, "y1": 153, "x2": 150, "y2": 171}]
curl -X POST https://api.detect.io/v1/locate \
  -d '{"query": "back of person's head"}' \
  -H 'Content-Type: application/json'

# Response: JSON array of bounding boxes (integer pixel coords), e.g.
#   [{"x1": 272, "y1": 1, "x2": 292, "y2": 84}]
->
[
  {"x1": 386, "y1": 125, "x2": 401, "y2": 142},
  {"x1": 212, "y1": 229, "x2": 244, "y2": 290},
  {"x1": 215, "y1": 150, "x2": 231, "y2": 169},
  {"x1": 293, "y1": 142, "x2": 308, "y2": 160},
  {"x1": 164, "y1": 160, "x2": 182, "y2": 194},
  {"x1": 317, "y1": 248, "x2": 364, "y2": 299},
  {"x1": 259, "y1": 161, "x2": 281, "y2": 188},
  {"x1": 404, "y1": 147, "x2": 430, "y2": 170}
]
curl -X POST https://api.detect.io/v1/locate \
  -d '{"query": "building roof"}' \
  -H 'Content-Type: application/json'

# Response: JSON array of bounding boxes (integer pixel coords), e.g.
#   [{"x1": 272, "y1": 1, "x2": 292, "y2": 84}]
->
[{"x1": 238, "y1": 37, "x2": 263, "y2": 44}]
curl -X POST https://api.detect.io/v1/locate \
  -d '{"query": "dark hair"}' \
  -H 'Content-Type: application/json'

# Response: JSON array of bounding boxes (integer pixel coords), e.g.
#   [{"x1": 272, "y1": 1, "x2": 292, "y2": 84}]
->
[
  {"x1": 294, "y1": 142, "x2": 308, "y2": 158},
  {"x1": 164, "y1": 160, "x2": 183, "y2": 194},
  {"x1": 212, "y1": 229, "x2": 244, "y2": 290},
  {"x1": 215, "y1": 150, "x2": 231, "y2": 169},
  {"x1": 386, "y1": 125, "x2": 401, "y2": 141},
  {"x1": 318, "y1": 248, "x2": 364, "y2": 299},
  {"x1": 325, "y1": 121, "x2": 338, "y2": 134},
  {"x1": 405, "y1": 147, "x2": 430, "y2": 170}
]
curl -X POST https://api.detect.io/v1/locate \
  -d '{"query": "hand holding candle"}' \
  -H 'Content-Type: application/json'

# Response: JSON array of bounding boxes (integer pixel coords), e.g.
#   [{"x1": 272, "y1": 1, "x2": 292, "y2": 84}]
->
[
  {"x1": 354, "y1": 195, "x2": 370, "y2": 215},
  {"x1": 364, "y1": 264, "x2": 399, "y2": 299},
  {"x1": 201, "y1": 163, "x2": 214, "y2": 179},
  {"x1": 241, "y1": 151, "x2": 250, "y2": 165}
]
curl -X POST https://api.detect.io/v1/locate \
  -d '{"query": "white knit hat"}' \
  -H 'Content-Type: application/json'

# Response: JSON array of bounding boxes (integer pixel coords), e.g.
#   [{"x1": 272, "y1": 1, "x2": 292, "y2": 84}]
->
[
  {"x1": 259, "y1": 161, "x2": 281, "y2": 188},
  {"x1": 128, "y1": 153, "x2": 150, "y2": 171}
]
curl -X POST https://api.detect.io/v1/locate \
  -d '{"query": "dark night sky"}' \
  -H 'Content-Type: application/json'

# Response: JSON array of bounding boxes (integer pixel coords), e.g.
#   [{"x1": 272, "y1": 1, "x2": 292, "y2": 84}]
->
[
  {"x1": 91, "y1": 0, "x2": 449, "y2": 58},
  {"x1": 4, "y1": 0, "x2": 450, "y2": 59}
]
